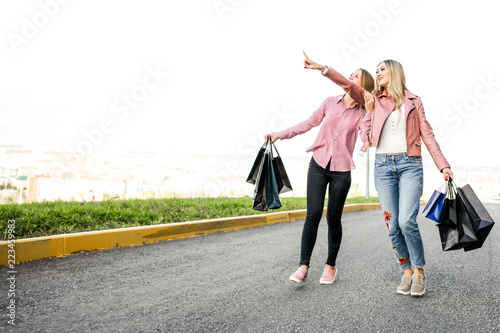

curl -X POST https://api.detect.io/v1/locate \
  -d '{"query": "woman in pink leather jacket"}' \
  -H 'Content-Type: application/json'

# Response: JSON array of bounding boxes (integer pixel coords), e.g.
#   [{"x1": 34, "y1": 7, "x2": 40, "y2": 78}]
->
[{"x1": 304, "y1": 53, "x2": 453, "y2": 297}]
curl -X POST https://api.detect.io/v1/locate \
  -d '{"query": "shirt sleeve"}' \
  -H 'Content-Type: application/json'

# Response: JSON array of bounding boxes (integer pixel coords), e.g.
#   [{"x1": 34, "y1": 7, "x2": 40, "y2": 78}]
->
[
  {"x1": 276, "y1": 98, "x2": 328, "y2": 140},
  {"x1": 358, "y1": 111, "x2": 372, "y2": 144},
  {"x1": 323, "y1": 67, "x2": 366, "y2": 106}
]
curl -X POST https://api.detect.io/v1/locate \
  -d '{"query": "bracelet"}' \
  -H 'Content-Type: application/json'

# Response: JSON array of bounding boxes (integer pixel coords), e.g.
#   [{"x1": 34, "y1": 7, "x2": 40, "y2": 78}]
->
[{"x1": 321, "y1": 66, "x2": 329, "y2": 75}]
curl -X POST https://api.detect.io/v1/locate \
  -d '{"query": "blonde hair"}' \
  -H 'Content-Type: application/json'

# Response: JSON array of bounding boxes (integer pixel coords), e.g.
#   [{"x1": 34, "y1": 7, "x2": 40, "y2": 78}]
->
[{"x1": 374, "y1": 60, "x2": 407, "y2": 110}]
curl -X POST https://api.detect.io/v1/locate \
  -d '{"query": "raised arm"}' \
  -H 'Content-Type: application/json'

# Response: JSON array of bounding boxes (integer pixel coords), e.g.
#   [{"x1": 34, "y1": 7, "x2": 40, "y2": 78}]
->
[
  {"x1": 303, "y1": 51, "x2": 366, "y2": 106},
  {"x1": 323, "y1": 67, "x2": 366, "y2": 106}
]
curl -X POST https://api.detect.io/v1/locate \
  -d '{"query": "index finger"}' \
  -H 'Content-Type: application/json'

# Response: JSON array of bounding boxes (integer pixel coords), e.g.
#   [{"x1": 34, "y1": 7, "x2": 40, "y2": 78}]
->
[{"x1": 303, "y1": 51, "x2": 311, "y2": 61}]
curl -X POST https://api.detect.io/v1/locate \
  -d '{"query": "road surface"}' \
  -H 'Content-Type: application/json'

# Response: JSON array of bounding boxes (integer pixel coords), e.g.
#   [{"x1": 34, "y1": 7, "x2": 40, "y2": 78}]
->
[{"x1": 2, "y1": 203, "x2": 500, "y2": 332}]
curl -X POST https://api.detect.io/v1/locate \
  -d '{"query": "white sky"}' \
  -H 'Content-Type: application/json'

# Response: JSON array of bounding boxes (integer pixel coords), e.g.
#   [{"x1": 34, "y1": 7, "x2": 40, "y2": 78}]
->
[{"x1": 1, "y1": 0, "x2": 499, "y2": 168}]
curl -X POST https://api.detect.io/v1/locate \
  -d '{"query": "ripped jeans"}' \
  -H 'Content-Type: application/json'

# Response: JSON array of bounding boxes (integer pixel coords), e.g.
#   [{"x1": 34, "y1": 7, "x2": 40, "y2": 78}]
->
[{"x1": 374, "y1": 153, "x2": 425, "y2": 270}]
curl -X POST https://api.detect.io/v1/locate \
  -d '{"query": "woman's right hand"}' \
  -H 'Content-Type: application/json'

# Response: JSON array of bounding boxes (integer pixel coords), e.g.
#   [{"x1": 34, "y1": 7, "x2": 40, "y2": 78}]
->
[
  {"x1": 442, "y1": 168, "x2": 454, "y2": 181},
  {"x1": 364, "y1": 91, "x2": 374, "y2": 113},
  {"x1": 264, "y1": 133, "x2": 280, "y2": 143},
  {"x1": 303, "y1": 51, "x2": 327, "y2": 72}
]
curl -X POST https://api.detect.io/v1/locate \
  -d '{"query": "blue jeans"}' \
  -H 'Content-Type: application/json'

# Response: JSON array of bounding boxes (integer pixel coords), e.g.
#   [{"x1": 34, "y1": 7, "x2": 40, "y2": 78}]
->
[{"x1": 374, "y1": 153, "x2": 425, "y2": 270}]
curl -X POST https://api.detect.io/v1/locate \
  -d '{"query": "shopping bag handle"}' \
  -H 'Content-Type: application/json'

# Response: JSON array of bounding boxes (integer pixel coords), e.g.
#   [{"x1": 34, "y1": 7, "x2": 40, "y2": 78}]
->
[
  {"x1": 437, "y1": 181, "x2": 447, "y2": 193},
  {"x1": 265, "y1": 136, "x2": 280, "y2": 159},
  {"x1": 445, "y1": 178, "x2": 457, "y2": 200},
  {"x1": 261, "y1": 138, "x2": 270, "y2": 149},
  {"x1": 270, "y1": 141, "x2": 281, "y2": 158},
  {"x1": 266, "y1": 137, "x2": 272, "y2": 151}
]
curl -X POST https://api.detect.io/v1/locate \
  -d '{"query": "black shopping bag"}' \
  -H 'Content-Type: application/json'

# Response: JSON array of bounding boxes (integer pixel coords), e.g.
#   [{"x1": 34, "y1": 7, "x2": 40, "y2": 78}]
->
[
  {"x1": 438, "y1": 180, "x2": 477, "y2": 251},
  {"x1": 458, "y1": 185, "x2": 495, "y2": 251},
  {"x1": 252, "y1": 150, "x2": 269, "y2": 211},
  {"x1": 249, "y1": 138, "x2": 291, "y2": 211},
  {"x1": 271, "y1": 144, "x2": 293, "y2": 194},
  {"x1": 438, "y1": 199, "x2": 460, "y2": 251},
  {"x1": 439, "y1": 198, "x2": 456, "y2": 227},
  {"x1": 422, "y1": 182, "x2": 446, "y2": 222},
  {"x1": 246, "y1": 142, "x2": 266, "y2": 185},
  {"x1": 438, "y1": 180, "x2": 458, "y2": 227},
  {"x1": 267, "y1": 153, "x2": 282, "y2": 210}
]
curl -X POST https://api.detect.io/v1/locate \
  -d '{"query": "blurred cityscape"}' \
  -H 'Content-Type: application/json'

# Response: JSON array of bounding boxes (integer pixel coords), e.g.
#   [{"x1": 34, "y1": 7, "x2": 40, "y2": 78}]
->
[{"x1": 1, "y1": 146, "x2": 499, "y2": 204}]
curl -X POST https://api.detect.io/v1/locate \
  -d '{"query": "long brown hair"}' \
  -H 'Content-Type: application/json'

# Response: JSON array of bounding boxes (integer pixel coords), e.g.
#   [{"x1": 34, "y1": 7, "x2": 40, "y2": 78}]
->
[{"x1": 359, "y1": 68, "x2": 375, "y2": 93}]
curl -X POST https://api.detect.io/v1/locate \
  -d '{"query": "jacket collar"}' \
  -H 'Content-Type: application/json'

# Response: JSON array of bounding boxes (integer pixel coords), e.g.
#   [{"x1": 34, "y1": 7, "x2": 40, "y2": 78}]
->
[
  {"x1": 375, "y1": 90, "x2": 387, "y2": 99},
  {"x1": 375, "y1": 89, "x2": 416, "y2": 100},
  {"x1": 404, "y1": 90, "x2": 417, "y2": 99}
]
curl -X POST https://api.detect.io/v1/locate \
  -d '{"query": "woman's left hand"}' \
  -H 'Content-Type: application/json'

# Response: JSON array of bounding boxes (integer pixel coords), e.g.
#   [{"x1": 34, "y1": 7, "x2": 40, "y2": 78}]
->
[{"x1": 442, "y1": 168, "x2": 453, "y2": 181}]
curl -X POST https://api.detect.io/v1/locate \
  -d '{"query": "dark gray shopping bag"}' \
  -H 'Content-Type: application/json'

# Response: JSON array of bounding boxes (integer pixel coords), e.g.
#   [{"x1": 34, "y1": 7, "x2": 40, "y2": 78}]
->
[{"x1": 458, "y1": 185, "x2": 495, "y2": 251}]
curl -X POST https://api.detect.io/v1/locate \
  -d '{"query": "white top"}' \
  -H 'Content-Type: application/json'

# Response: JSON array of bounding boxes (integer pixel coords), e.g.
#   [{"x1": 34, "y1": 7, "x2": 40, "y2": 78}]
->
[{"x1": 376, "y1": 104, "x2": 407, "y2": 154}]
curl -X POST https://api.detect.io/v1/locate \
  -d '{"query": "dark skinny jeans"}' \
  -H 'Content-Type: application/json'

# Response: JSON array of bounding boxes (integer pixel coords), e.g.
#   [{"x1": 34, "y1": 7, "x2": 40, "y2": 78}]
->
[{"x1": 300, "y1": 157, "x2": 351, "y2": 268}]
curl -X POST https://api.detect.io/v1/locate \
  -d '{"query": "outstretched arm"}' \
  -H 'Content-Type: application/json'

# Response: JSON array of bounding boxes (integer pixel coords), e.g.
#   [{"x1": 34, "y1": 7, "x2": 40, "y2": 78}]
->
[
  {"x1": 264, "y1": 98, "x2": 329, "y2": 143},
  {"x1": 303, "y1": 51, "x2": 366, "y2": 106}
]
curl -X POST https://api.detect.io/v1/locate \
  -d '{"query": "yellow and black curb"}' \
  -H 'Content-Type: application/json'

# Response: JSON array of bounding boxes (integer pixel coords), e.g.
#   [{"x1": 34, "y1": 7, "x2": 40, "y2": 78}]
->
[{"x1": 0, "y1": 203, "x2": 381, "y2": 265}]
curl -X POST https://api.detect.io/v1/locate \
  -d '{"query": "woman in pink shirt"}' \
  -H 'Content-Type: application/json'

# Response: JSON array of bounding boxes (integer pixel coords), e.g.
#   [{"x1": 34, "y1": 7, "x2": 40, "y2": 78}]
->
[{"x1": 265, "y1": 56, "x2": 374, "y2": 285}]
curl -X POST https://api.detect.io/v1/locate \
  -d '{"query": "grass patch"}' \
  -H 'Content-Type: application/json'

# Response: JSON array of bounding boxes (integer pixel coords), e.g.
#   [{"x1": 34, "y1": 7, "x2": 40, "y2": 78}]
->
[{"x1": 0, "y1": 196, "x2": 379, "y2": 240}]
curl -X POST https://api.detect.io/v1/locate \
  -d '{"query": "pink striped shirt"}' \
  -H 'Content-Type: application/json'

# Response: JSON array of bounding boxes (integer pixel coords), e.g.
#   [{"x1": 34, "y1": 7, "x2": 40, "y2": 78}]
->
[{"x1": 277, "y1": 95, "x2": 371, "y2": 172}]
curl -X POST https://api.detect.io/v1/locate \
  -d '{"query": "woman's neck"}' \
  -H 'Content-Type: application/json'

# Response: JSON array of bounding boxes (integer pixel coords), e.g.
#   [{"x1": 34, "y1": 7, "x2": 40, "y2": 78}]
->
[{"x1": 343, "y1": 94, "x2": 356, "y2": 108}]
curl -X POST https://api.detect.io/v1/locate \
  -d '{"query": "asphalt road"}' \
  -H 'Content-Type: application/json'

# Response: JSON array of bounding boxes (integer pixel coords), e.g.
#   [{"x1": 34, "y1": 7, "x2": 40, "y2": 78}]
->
[{"x1": 2, "y1": 202, "x2": 500, "y2": 332}]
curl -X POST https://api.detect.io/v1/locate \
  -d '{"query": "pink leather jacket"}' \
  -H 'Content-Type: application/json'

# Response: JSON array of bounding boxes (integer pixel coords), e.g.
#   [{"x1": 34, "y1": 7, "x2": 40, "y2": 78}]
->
[{"x1": 324, "y1": 67, "x2": 450, "y2": 172}]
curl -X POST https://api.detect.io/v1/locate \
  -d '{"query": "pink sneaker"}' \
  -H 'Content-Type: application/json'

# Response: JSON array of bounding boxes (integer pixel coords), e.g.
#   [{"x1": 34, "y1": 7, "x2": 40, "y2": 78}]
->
[
  {"x1": 319, "y1": 266, "x2": 338, "y2": 285},
  {"x1": 289, "y1": 266, "x2": 308, "y2": 284}
]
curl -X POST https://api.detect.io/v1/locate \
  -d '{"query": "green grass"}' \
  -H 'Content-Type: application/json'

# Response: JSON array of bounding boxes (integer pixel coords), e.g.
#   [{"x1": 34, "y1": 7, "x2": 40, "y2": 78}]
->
[{"x1": 0, "y1": 196, "x2": 379, "y2": 240}]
